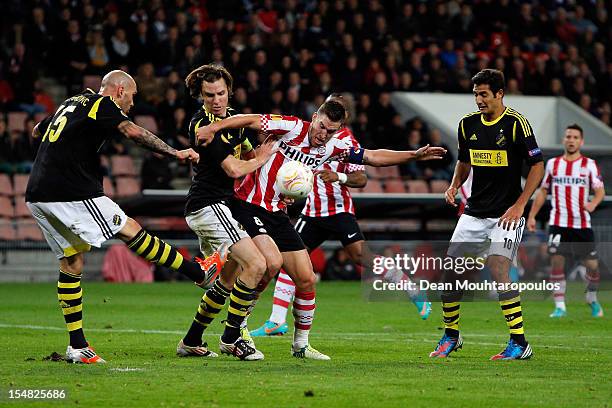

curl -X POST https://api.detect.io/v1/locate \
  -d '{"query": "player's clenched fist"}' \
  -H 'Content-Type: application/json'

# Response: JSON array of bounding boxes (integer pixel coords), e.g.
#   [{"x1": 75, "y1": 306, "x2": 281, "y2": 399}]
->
[
  {"x1": 316, "y1": 170, "x2": 339, "y2": 183},
  {"x1": 176, "y1": 148, "x2": 200, "y2": 163},
  {"x1": 196, "y1": 124, "x2": 216, "y2": 146}
]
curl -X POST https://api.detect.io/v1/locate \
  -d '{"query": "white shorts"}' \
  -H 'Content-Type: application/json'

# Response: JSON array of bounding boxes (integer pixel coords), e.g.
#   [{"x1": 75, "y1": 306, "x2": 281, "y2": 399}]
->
[
  {"x1": 447, "y1": 214, "x2": 525, "y2": 261},
  {"x1": 185, "y1": 202, "x2": 248, "y2": 257},
  {"x1": 27, "y1": 196, "x2": 128, "y2": 259}
]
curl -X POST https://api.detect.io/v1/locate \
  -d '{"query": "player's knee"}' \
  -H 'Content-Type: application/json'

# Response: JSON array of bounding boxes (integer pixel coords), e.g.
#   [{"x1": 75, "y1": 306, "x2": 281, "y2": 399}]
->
[
  {"x1": 266, "y1": 255, "x2": 283, "y2": 279},
  {"x1": 116, "y1": 217, "x2": 142, "y2": 242},
  {"x1": 244, "y1": 253, "x2": 267, "y2": 279},
  {"x1": 60, "y1": 254, "x2": 84, "y2": 276},
  {"x1": 294, "y1": 272, "x2": 317, "y2": 291}
]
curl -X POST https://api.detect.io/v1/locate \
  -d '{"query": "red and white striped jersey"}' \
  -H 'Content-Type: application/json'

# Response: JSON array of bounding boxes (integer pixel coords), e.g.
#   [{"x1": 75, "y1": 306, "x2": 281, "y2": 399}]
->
[
  {"x1": 235, "y1": 114, "x2": 353, "y2": 212},
  {"x1": 541, "y1": 155, "x2": 604, "y2": 229},
  {"x1": 302, "y1": 127, "x2": 365, "y2": 217}
]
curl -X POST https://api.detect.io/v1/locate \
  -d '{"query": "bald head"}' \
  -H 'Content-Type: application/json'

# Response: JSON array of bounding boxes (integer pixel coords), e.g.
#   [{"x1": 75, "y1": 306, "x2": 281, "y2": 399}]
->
[
  {"x1": 100, "y1": 70, "x2": 136, "y2": 92},
  {"x1": 100, "y1": 70, "x2": 137, "y2": 114}
]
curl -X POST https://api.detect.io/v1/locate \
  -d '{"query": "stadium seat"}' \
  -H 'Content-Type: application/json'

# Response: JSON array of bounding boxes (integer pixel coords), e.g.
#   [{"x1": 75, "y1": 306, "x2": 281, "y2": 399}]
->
[
  {"x1": 0, "y1": 219, "x2": 16, "y2": 241},
  {"x1": 0, "y1": 197, "x2": 14, "y2": 218},
  {"x1": 377, "y1": 166, "x2": 400, "y2": 180},
  {"x1": 134, "y1": 115, "x2": 158, "y2": 134},
  {"x1": 384, "y1": 178, "x2": 407, "y2": 193},
  {"x1": 83, "y1": 75, "x2": 102, "y2": 90},
  {"x1": 12, "y1": 174, "x2": 29, "y2": 196},
  {"x1": 430, "y1": 179, "x2": 450, "y2": 193},
  {"x1": 13, "y1": 199, "x2": 30, "y2": 218},
  {"x1": 110, "y1": 155, "x2": 138, "y2": 177},
  {"x1": 0, "y1": 174, "x2": 14, "y2": 196},
  {"x1": 8, "y1": 111, "x2": 28, "y2": 133},
  {"x1": 361, "y1": 179, "x2": 384, "y2": 193},
  {"x1": 406, "y1": 180, "x2": 430, "y2": 193},
  {"x1": 115, "y1": 177, "x2": 141, "y2": 198},
  {"x1": 34, "y1": 112, "x2": 48, "y2": 123},
  {"x1": 15, "y1": 219, "x2": 44, "y2": 241},
  {"x1": 103, "y1": 176, "x2": 115, "y2": 198}
]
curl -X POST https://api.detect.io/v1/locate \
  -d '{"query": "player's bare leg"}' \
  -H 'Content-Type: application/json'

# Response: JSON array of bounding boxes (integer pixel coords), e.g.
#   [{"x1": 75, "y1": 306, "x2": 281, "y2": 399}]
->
[
  {"x1": 488, "y1": 255, "x2": 532, "y2": 360},
  {"x1": 57, "y1": 253, "x2": 105, "y2": 364},
  {"x1": 549, "y1": 254, "x2": 567, "y2": 317},
  {"x1": 281, "y1": 249, "x2": 330, "y2": 360},
  {"x1": 585, "y1": 258, "x2": 604, "y2": 317}
]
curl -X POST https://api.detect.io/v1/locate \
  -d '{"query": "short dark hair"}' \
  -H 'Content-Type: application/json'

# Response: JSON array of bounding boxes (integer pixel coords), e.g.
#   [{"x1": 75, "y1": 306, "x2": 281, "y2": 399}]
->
[
  {"x1": 325, "y1": 93, "x2": 351, "y2": 121},
  {"x1": 317, "y1": 100, "x2": 346, "y2": 123},
  {"x1": 185, "y1": 64, "x2": 234, "y2": 99},
  {"x1": 472, "y1": 69, "x2": 505, "y2": 95},
  {"x1": 566, "y1": 123, "x2": 584, "y2": 137}
]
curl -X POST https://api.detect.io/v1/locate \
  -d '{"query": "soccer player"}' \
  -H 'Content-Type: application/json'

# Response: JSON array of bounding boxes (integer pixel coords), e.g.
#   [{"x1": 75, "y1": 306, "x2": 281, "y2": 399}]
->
[
  {"x1": 176, "y1": 64, "x2": 276, "y2": 361},
  {"x1": 430, "y1": 69, "x2": 544, "y2": 360},
  {"x1": 197, "y1": 101, "x2": 446, "y2": 359},
  {"x1": 250, "y1": 95, "x2": 432, "y2": 338},
  {"x1": 527, "y1": 124, "x2": 605, "y2": 318},
  {"x1": 25, "y1": 70, "x2": 227, "y2": 364}
]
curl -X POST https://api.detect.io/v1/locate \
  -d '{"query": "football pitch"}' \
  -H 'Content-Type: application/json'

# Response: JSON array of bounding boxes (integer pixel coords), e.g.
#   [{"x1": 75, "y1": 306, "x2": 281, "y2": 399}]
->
[{"x1": 1, "y1": 282, "x2": 610, "y2": 407}]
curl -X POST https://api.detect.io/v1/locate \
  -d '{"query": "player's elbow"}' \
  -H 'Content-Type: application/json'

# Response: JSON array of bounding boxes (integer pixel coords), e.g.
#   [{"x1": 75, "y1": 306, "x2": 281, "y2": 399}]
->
[{"x1": 221, "y1": 160, "x2": 245, "y2": 179}]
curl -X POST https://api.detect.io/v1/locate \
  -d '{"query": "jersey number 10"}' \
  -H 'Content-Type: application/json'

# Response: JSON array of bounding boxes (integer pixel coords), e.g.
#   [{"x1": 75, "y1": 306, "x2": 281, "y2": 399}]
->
[{"x1": 42, "y1": 105, "x2": 76, "y2": 143}]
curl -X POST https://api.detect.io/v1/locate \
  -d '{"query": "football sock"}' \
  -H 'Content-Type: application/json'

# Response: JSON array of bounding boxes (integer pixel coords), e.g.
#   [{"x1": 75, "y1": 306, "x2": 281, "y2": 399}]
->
[
  {"x1": 550, "y1": 266, "x2": 566, "y2": 309},
  {"x1": 269, "y1": 270, "x2": 295, "y2": 324},
  {"x1": 126, "y1": 229, "x2": 204, "y2": 283},
  {"x1": 222, "y1": 279, "x2": 257, "y2": 344},
  {"x1": 183, "y1": 280, "x2": 231, "y2": 346},
  {"x1": 441, "y1": 290, "x2": 462, "y2": 338},
  {"x1": 585, "y1": 267, "x2": 600, "y2": 304},
  {"x1": 292, "y1": 290, "x2": 315, "y2": 348},
  {"x1": 499, "y1": 289, "x2": 527, "y2": 346},
  {"x1": 57, "y1": 269, "x2": 87, "y2": 349}
]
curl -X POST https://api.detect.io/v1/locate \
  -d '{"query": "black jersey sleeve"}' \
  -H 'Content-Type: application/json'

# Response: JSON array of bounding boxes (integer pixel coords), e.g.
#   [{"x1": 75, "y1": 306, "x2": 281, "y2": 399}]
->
[
  {"x1": 457, "y1": 119, "x2": 469, "y2": 163},
  {"x1": 207, "y1": 133, "x2": 235, "y2": 165},
  {"x1": 37, "y1": 115, "x2": 53, "y2": 135},
  {"x1": 513, "y1": 117, "x2": 543, "y2": 165},
  {"x1": 92, "y1": 96, "x2": 128, "y2": 130}
]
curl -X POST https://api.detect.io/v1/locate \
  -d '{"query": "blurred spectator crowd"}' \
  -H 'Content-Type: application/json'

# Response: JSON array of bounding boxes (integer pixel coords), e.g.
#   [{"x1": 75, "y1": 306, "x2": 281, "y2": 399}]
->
[{"x1": 0, "y1": 0, "x2": 611, "y2": 185}]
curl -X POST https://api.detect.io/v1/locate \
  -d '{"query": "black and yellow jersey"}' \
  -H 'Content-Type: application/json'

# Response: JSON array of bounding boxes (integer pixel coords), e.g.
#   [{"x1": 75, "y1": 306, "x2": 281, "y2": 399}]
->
[
  {"x1": 184, "y1": 106, "x2": 254, "y2": 215},
  {"x1": 26, "y1": 89, "x2": 128, "y2": 202},
  {"x1": 458, "y1": 107, "x2": 543, "y2": 218}
]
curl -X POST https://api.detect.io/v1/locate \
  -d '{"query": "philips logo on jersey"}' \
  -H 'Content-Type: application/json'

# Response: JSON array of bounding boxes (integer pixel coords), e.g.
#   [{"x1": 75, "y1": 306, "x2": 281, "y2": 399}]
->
[
  {"x1": 279, "y1": 140, "x2": 322, "y2": 168},
  {"x1": 552, "y1": 176, "x2": 588, "y2": 186},
  {"x1": 469, "y1": 149, "x2": 508, "y2": 167}
]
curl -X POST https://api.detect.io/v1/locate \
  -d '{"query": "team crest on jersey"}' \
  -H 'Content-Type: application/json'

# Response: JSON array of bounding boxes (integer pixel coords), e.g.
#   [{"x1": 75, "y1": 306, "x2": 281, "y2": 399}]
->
[
  {"x1": 112, "y1": 214, "x2": 122, "y2": 226},
  {"x1": 317, "y1": 146, "x2": 326, "y2": 155},
  {"x1": 270, "y1": 114, "x2": 283, "y2": 121},
  {"x1": 496, "y1": 129, "x2": 506, "y2": 147}
]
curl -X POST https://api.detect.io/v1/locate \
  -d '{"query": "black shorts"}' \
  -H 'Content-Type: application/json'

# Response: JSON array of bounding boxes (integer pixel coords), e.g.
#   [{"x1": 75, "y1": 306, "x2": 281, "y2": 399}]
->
[
  {"x1": 547, "y1": 225, "x2": 597, "y2": 260},
  {"x1": 230, "y1": 199, "x2": 305, "y2": 252},
  {"x1": 294, "y1": 213, "x2": 365, "y2": 250}
]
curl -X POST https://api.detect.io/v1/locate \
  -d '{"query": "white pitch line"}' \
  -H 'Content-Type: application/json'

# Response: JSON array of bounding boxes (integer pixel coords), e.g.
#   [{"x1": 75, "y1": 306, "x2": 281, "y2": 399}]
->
[{"x1": 1, "y1": 323, "x2": 610, "y2": 351}]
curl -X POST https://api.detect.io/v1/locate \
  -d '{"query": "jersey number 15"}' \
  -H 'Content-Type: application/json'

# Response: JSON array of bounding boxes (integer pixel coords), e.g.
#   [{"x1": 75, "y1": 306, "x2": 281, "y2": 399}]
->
[{"x1": 42, "y1": 105, "x2": 76, "y2": 143}]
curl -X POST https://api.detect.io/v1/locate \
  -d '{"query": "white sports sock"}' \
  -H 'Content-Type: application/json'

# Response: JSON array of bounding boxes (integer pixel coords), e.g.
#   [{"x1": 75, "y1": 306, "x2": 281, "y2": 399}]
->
[
  {"x1": 269, "y1": 271, "x2": 295, "y2": 324},
  {"x1": 292, "y1": 291, "x2": 315, "y2": 349},
  {"x1": 555, "y1": 300, "x2": 567, "y2": 310},
  {"x1": 586, "y1": 291, "x2": 598, "y2": 304}
]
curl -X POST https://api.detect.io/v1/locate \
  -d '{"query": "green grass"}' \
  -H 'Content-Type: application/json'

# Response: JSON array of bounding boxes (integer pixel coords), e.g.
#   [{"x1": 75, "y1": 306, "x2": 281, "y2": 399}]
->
[{"x1": 0, "y1": 282, "x2": 610, "y2": 407}]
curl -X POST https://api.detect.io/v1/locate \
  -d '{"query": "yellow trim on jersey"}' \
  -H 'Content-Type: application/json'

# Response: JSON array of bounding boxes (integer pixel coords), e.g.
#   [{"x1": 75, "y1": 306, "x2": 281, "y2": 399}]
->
[
  {"x1": 63, "y1": 244, "x2": 92, "y2": 258},
  {"x1": 469, "y1": 149, "x2": 508, "y2": 167},
  {"x1": 513, "y1": 121, "x2": 517, "y2": 142},
  {"x1": 460, "y1": 120, "x2": 466, "y2": 140},
  {"x1": 507, "y1": 109, "x2": 532, "y2": 136},
  {"x1": 241, "y1": 138, "x2": 254, "y2": 152},
  {"x1": 462, "y1": 111, "x2": 480, "y2": 119},
  {"x1": 87, "y1": 97, "x2": 104, "y2": 120},
  {"x1": 480, "y1": 107, "x2": 508, "y2": 126}
]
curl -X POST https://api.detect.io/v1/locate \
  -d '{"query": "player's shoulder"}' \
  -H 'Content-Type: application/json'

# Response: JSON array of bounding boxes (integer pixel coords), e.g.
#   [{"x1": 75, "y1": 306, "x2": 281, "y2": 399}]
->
[
  {"x1": 191, "y1": 107, "x2": 213, "y2": 128},
  {"x1": 506, "y1": 107, "x2": 532, "y2": 124},
  {"x1": 460, "y1": 110, "x2": 481, "y2": 122}
]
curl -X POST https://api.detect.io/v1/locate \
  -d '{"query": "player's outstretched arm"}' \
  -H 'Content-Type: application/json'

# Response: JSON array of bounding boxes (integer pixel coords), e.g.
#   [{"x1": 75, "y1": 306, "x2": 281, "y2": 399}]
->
[
  {"x1": 197, "y1": 114, "x2": 261, "y2": 146},
  {"x1": 220, "y1": 138, "x2": 277, "y2": 178},
  {"x1": 527, "y1": 187, "x2": 548, "y2": 232},
  {"x1": 316, "y1": 170, "x2": 367, "y2": 188},
  {"x1": 351, "y1": 144, "x2": 446, "y2": 167},
  {"x1": 498, "y1": 161, "x2": 544, "y2": 229},
  {"x1": 446, "y1": 161, "x2": 471, "y2": 208},
  {"x1": 117, "y1": 120, "x2": 199, "y2": 163}
]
